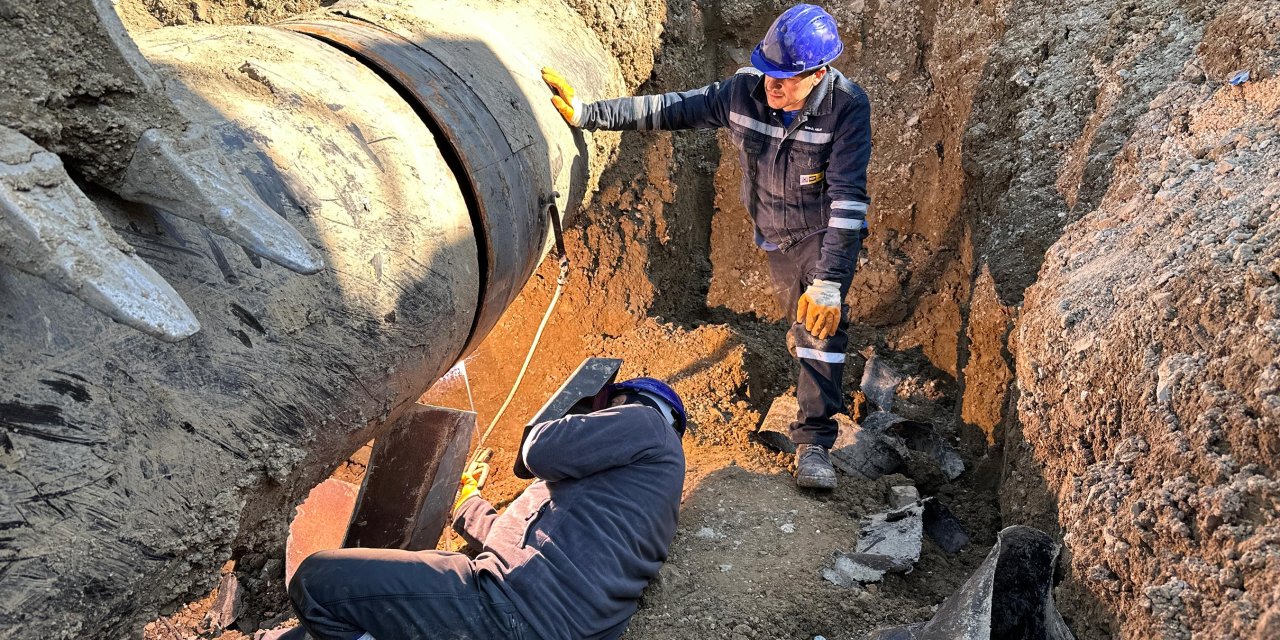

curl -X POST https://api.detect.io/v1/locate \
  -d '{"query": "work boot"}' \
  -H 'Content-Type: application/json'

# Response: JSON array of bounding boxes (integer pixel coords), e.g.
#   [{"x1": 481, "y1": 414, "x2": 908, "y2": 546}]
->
[{"x1": 795, "y1": 443, "x2": 837, "y2": 489}]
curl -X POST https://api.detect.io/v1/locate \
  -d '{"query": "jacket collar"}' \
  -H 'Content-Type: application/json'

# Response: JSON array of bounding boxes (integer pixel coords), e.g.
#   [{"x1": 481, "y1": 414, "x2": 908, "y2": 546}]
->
[{"x1": 750, "y1": 68, "x2": 837, "y2": 117}]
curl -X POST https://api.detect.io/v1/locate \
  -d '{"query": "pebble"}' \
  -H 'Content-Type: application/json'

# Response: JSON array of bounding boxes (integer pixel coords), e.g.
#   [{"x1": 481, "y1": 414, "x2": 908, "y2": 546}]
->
[
  {"x1": 779, "y1": 523, "x2": 796, "y2": 534},
  {"x1": 695, "y1": 527, "x2": 722, "y2": 540}
]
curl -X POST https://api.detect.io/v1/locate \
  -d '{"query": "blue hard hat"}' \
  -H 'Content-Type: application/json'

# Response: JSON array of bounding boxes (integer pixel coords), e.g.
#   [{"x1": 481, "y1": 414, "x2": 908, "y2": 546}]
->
[
  {"x1": 751, "y1": 4, "x2": 844, "y2": 78},
  {"x1": 611, "y1": 377, "x2": 687, "y2": 436}
]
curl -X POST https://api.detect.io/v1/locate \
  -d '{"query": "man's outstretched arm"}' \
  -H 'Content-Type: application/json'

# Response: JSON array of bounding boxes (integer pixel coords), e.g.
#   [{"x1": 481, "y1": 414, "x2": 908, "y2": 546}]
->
[{"x1": 542, "y1": 67, "x2": 741, "y2": 132}]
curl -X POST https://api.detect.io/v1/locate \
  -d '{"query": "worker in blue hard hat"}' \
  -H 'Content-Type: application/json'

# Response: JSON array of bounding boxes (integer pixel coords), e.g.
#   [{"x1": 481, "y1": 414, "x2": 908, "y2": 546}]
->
[
  {"x1": 280, "y1": 377, "x2": 686, "y2": 640},
  {"x1": 543, "y1": 4, "x2": 869, "y2": 491}
]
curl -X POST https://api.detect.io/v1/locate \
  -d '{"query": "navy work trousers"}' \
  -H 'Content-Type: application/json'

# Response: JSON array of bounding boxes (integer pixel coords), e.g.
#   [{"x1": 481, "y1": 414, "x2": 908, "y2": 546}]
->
[
  {"x1": 765, "y1": 231, "x2": 852, "y2": 449},
  {"x1": 286, "y1": 548, "x2": 534, "y2": 640}
]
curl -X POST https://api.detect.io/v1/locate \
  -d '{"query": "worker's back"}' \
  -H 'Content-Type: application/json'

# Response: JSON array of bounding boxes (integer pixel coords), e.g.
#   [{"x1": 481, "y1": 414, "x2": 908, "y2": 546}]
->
[{"x1": 453, "y1": 403, "x2": 685, "y2": 640}]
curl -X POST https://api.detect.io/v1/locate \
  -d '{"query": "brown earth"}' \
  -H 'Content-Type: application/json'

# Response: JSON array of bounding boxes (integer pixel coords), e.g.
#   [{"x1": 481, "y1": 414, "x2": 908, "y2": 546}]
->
[
  {"x1": 1014, "y1": 3, "x2": 1280, "y2": 636},
  {"x1": 32, "y1": 0, "x2": 1280, "y2": 637}
]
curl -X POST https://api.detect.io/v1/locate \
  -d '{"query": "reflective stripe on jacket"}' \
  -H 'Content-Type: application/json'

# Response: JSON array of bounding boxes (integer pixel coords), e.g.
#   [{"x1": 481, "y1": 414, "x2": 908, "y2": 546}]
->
[{"x1": 577, "y1": 67, "x2": 872, "y2": 282}]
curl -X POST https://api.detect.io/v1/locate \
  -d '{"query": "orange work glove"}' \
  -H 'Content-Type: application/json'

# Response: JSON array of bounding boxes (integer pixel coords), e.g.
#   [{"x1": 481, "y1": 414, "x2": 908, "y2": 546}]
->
[
  {"x1": 453, "y1": 467, "x2": 483, "y2": 512},
  {"x1": 795, "y1": 279, "x2": 842, "y2": 340},
  {"x1": 541, "y1": 67, "x2": 583, "y2": 127}
]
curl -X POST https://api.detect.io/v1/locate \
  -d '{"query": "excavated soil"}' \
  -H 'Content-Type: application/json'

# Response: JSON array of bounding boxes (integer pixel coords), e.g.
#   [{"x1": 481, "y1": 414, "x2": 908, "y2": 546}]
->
[{"x1": 53, "y1": 0, "x2": 1280, "y2": 638}]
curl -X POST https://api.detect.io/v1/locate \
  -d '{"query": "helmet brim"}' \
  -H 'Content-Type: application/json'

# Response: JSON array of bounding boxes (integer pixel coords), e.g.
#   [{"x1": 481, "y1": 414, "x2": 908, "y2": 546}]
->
[
  {"x1": 751, "y1": 46, "x2": 802, "y2": 78},
  {"x1": 750, "y1": 42, "x2": 843, "y2": 79}
]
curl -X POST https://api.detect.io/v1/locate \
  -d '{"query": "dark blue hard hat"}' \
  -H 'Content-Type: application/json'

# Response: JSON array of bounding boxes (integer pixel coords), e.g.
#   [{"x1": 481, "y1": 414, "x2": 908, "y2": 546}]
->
[
  {"x1": 751, "y1": 4, "x2": 844, "y2": 78},
  {"x1": 611, "y1": 377, "x2": 687, "y2": 437}
]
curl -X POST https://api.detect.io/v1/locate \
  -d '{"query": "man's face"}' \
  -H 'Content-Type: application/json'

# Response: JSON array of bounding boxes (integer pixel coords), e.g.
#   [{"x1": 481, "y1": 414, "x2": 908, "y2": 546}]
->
[{"x1": 763, "y1": 68, "x2": 827, "y2": 111}]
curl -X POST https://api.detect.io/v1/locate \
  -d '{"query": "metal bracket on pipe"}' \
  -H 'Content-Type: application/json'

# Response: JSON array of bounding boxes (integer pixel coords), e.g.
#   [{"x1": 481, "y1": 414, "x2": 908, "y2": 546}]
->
[
  {"x1": 0, "y1": 127, "x2": 200, "y2": 341},
  {"x1": 542, "y1": 191, "x2": 569, "y2": 286},
  {"x1": 117, "y1": 127, "x2": 324, "y2": 275},
  {"x1": 342, "y1": 403, "x2": 478, "y2": 551}
]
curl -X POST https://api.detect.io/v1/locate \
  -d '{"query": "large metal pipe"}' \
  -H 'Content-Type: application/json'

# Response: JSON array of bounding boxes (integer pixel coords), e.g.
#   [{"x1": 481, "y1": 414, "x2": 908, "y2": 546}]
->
[{"x1": 0, "y1": 1, "x2": 621, "y2": 636}]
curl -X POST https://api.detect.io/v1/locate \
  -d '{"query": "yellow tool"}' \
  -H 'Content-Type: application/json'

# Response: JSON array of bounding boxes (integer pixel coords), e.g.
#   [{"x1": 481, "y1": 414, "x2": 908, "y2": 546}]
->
[{"x1": 465, "y1": 447, "x2": 494, "y2": 490}]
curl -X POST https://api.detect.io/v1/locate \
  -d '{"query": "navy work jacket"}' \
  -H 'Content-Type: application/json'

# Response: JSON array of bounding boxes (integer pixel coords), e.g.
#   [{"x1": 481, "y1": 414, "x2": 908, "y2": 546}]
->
[
  {"x1": 578, "y1": 67, "x2": 872, "y2": 282},
  {"x1": 452, "y1": 404, "x2": 684, "y2": 640}
]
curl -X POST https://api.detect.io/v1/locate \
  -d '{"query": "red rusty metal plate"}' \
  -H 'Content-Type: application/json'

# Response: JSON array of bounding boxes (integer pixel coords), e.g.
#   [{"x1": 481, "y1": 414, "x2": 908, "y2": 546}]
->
[{"x1": 284, "y1": 478, "x2": 359, "y2": 586}]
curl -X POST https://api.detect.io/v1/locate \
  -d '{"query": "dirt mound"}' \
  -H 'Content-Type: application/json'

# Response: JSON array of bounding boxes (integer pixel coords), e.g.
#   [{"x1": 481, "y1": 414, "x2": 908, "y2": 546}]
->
[
  {"x1": 1016, "y1": 4, "x2": 1280, "y2": 635},
  {"x1": 123, "y1": 1, "x2": 325, "y2": 29}
]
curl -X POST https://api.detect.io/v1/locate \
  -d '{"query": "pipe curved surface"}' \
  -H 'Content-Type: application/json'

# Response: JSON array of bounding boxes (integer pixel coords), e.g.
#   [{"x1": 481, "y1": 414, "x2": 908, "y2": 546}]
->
[{"x1": 0, "y1": 3, "x2": 619, "y2": 633}]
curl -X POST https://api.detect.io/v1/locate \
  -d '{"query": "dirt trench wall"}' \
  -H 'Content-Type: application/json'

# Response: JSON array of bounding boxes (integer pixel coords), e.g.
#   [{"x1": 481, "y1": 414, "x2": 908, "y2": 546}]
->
[
  {"x1": 1014, "y1": 2, "x2": 1280, "y2": 637},
  {"x1": 703, "y1": 0, "x2": 1277, "y2": 636}
]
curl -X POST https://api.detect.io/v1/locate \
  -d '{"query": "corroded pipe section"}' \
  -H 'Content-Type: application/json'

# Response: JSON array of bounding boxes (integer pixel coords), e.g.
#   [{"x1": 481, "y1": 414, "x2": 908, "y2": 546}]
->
[
  {"x1": 284, "y1": 0, "x2": 618, "y2": 351},
  {"x1": 0, "y1": 1, "x2": 622, "y2": 636}
]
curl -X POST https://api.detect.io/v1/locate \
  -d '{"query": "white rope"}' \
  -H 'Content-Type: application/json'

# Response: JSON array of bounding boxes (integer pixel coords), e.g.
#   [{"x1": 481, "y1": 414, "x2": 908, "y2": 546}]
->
[
  {"x1": 478, "y1": 278, "x2": 565, "y2": 445},
  {"x1": 459, "y1": 360, "x2": 476, "y2": 414}
]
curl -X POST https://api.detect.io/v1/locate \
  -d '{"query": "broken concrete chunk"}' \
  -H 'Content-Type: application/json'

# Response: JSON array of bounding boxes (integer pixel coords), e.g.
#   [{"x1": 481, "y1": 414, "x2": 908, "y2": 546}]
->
[
  {"x1": 866, "y1": 526, "x2": 1075, "y2": 639},
  {"x1": 859, "y1": 347, "x2": 904, "y2": 412},
  {"x1": 754, "y1": 428, "x2": 797, "y2": 455},
  {"x1": 755, "y1": 395, "x2": 799, "y2": 454},
  {"x1": 0, "y1": 126, "x2": 200, "y2": 341},
  {"x1": 117, "y1": 127, "x2": 324, "y2": 275},
  {"x1": 922, "y1": 497, "x2": 970, "y2": 554},
  {"x1": 826, "y1": 503, "x2": 925, "y2": 587},
  {"x1": 856, "y1": 503, "x2": 924, "y2": 565},
  {"x1": 202, "y1": 573, "x2": 243, "y2": 632},
  {"x1": 888, "y1": 485, "x2": 920, "y2": 508},
  {"x1": 823, "y1": 554, "x2": 882, "y2": 586},
  {"x1": 830, "y1": 411, "x2": 909, "y2": 479}
]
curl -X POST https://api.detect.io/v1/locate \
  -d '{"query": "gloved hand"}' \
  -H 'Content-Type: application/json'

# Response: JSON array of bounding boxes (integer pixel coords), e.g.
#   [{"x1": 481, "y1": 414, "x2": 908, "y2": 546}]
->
[
  {"x1": 541, "y1": 67, "x2": 583, "y2": 127},
  {"x1": 796, "y1": 279, "x2": 842, "y2": 340},
  {"x1": 454, "y1": 467, "x2": 483, "y2": 512}
]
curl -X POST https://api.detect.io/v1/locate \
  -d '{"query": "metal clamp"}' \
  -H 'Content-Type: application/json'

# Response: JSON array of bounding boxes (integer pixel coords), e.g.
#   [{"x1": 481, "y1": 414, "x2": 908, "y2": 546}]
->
[{"x1": 543, "y1": 191, "x2": 569, "y2": 287}]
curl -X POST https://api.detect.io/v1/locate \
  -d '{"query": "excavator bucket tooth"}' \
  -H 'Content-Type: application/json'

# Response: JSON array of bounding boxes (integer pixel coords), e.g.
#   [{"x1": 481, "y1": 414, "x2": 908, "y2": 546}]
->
[
  {"x1": 117, "y1": 127, "x2": 325, "y2": 275},
  {"x1": 0, "y1": 128, "x2": 200, "y2": 341}
]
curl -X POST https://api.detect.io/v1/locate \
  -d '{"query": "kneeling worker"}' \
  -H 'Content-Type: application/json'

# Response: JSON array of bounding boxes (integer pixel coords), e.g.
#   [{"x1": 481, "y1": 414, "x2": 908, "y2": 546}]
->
[{"x1": 285, "y1": 377, "x2": 687, "y2": 640}]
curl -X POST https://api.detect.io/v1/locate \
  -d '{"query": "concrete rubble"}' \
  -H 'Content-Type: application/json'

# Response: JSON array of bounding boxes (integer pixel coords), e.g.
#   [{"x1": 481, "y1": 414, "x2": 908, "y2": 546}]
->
[
  {"x1": 756, "y1": 395, "x2": 964, "y2": 482},
  {"x1": 887, "y1": 485, "x2": 919, "y2": 508},
  {"x1": 823, "y1": 503, "x2": 924, "y2": 587},
  {"x1": 866, "y1": 526, "x2": 1074, "y2": 639},
  {"x1": 202, "y1": 573, "x2": 244, "y2": 632}
]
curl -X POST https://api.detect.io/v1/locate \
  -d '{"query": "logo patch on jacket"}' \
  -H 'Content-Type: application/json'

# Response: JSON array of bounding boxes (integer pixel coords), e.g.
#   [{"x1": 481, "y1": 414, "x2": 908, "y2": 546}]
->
[{"x1": 800, "y1": 171, "x2": 825, "y2": 186}]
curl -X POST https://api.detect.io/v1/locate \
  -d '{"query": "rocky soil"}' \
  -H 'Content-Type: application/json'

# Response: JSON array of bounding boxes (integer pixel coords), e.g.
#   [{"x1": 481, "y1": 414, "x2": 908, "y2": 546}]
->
[
  {"x1": 1014, "y1": 3, "x2": 1280, "y2": 636},
  {"x1": 23, "y1": 0, "x2": 1280, "y2": 638}
]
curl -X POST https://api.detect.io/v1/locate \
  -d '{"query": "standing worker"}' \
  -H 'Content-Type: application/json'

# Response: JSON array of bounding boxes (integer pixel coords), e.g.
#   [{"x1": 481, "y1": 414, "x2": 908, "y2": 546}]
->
[
  {"x1": 281, "y1": 378, "x2": 687, "y2": 640},
  {"x1": 543, "y1": 4, "x2": 870, "y2": 490}
]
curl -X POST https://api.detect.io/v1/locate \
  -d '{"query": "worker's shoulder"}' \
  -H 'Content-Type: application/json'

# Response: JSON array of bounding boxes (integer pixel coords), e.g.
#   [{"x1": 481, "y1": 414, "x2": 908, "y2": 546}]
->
[
  {"x1": 608, "y1": 402, "x2": 672, "y2": 431},
  {"x1": 608, "y1": 404, "x2": 684, "y2": 451},
  {"x1": 828, "y1": 67, "x2": 870, "y2": 106}
]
